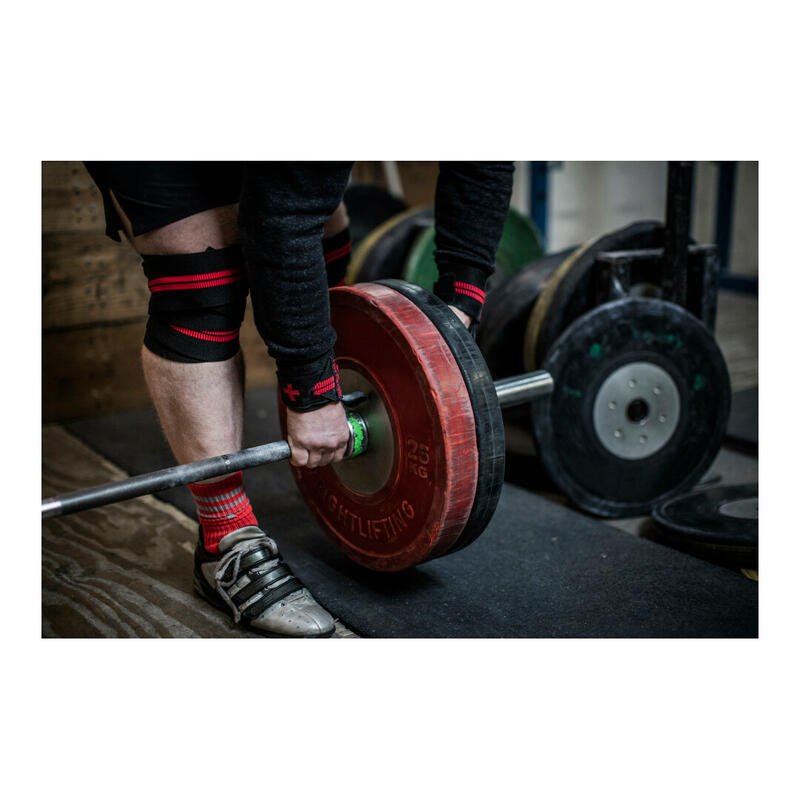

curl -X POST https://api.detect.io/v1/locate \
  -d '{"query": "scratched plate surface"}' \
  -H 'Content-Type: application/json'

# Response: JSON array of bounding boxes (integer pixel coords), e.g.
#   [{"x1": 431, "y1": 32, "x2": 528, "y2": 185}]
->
[
  {"x1": 376, "y1": 280, "x2": 505, "y2": 556},
  {"x1": 282, "y1": 284, "x2": 479, "y2": 571}
]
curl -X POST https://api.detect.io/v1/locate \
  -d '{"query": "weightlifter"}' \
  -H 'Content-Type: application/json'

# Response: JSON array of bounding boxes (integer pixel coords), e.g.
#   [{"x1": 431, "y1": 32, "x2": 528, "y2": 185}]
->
[{"x1": 84, "y1": 161, "x2": 514, "y2": 637}]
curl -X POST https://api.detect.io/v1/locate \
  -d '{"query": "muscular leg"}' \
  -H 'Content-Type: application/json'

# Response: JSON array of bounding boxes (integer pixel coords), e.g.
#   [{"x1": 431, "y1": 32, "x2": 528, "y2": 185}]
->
[
  {"x1": 113, "y1": 195, "x2": 245, "y2": 469},
  {"x1": 141, "y1": 347, "x2": 245, "y2": 466}
]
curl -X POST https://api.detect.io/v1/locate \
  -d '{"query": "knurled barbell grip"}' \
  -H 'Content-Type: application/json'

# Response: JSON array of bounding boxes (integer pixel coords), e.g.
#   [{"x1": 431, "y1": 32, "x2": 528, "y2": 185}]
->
[{"x1": 41, "y1": 371, "x2": 553, "y2": 519}]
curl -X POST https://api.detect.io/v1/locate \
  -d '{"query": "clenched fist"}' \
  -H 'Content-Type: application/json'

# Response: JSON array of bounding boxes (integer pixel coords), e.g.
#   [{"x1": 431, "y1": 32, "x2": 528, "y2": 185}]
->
[{"x1": 286, "y1": 402, "x2": 350, "y2": 469}]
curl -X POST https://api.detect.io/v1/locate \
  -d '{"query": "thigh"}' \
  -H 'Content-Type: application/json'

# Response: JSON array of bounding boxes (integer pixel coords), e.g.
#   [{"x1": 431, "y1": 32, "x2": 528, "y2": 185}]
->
[{"x1": 85, "y1": 161, "x2": 243, "y2": 252}]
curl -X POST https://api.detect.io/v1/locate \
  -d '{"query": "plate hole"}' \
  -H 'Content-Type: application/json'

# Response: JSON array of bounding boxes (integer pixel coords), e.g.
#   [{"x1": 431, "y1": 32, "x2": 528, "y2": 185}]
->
[{"x1": 626, "y1": 398, "x2": 649, "y2": 424}]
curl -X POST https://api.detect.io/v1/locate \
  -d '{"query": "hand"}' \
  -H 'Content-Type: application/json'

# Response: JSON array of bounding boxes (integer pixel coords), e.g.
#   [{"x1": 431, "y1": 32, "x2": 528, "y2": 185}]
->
[
  {"x1": 286, "y1": 402, "x2": 350, "y2": 469},
  {"x1": 448, "y1": 305, "x2": 473, "y2": 329}
]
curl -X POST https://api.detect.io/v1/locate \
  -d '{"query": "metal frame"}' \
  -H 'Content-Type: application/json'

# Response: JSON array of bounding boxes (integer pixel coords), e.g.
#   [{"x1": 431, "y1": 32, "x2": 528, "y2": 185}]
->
[
  {"x1": 715, "y1": 161, "x2": 758, "y2": 296},
  {"x1": 529, "y1": 161, "x2": 549, "y2": 248}
]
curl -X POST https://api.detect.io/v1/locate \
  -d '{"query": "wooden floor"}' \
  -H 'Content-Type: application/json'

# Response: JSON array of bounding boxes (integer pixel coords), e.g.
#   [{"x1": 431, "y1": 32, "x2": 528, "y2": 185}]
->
[
  {"x1": 41, "y1": 289, "x2": 757, "y2": 638},
  {"x1": 42, "y1": 426, "x2": 356, "y2": 637}
]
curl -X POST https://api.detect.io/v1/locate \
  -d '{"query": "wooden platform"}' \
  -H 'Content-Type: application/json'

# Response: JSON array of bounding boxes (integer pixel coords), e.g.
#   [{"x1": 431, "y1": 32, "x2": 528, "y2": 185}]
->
[{"x1": 41, "y1": 426, "x2": 356, "y2": 638}]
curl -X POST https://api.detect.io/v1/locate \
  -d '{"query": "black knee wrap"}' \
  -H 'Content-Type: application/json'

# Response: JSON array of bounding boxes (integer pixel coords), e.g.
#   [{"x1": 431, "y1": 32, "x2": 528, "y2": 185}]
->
[{"x1": 142, "y1": 246, "x2": 248, "y2": 363}]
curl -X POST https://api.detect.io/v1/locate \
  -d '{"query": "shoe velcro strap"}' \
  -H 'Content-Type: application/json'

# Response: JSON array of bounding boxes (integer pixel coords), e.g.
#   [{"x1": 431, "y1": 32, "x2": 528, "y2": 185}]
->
[
  {"x1": 232, "y1": 564, "x2": 294, "y2": 604},
  {"x1": 217, "y1": 547, "x2": 275, "y2": 584},
  {"x1": 236, "y1": 547, "x2": 279, "y2": 574},
  {"x1": 243, "y1": 577, "x2": 303, "y2": 620}
]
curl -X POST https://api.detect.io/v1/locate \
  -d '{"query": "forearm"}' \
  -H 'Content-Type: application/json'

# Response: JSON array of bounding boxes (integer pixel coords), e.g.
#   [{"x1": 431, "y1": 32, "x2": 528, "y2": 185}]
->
[
  {"x1": 433, "y1": 161, "x2": 515, "y2": 321},
  {"x1": 238, "y1": 162, "x2": 353, "y2": 410}
]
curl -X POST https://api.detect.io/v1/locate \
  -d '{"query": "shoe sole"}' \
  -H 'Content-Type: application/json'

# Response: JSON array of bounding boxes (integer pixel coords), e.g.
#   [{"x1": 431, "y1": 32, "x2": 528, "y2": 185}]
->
[{"x1": 193, "y1": 575, "x2": 335, "y2": 639}]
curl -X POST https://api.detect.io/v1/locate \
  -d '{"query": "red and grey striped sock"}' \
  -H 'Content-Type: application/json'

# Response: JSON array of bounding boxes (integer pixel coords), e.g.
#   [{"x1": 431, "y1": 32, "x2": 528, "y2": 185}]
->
[{"x1": 189, "y1": 471, "x2": 259, "y2": 554}]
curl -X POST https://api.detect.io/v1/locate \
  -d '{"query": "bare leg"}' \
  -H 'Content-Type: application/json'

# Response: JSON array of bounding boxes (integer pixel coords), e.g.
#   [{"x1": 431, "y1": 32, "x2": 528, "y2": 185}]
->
[
  {"x1": 113, "y1": 195, "x2": 245, "y2": 474},
  {"x1": 141, "y1": 347, "x2": 245, "y2": 465}
]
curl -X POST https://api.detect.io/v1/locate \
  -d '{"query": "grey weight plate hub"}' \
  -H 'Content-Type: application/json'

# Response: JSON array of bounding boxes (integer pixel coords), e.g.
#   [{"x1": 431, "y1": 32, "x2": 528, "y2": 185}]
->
[{"x1": 592, "y1": 362, "x2": 681, "y2": 460}]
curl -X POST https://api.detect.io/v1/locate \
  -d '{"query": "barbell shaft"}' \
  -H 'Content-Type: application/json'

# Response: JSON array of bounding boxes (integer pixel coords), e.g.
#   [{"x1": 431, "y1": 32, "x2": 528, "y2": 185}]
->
[
  {"x1": 41, "y1": 370, "x2": 553, "y2": 520},
  {"x1": 42, "y1": 441, "x2": 292, "y2": 520}
]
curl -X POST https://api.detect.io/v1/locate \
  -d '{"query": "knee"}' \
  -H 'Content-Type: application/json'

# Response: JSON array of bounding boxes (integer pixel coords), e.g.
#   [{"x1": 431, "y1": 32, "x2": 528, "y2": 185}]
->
[{"x1": 141, "y1": 247, "x2": 249, "y2": 363}]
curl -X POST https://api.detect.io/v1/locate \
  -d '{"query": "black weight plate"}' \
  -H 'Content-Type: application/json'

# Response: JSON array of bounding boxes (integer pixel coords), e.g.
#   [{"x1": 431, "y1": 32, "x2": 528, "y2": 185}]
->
[
  {"x1": 653, "y1": 483, "x2": 758, "y2": 548},
  {"x1": 350, "y1": 207, "x2": 434, "y2": 284},
  {"x1": 343, "y1": 183, "x2": 409, "y2": 249},
  {"x1": 524, "y1": 220, "x2": 666, "y2": 369},
  {"x1": 532, "y1": 298, "x2": 731, "y2": 517},
  {"x1": 478, "y1": 247, "x2": 577, "y2": 380},
  {"x1": 376, "y1": 279, "x2": 505, "y2": 555}
]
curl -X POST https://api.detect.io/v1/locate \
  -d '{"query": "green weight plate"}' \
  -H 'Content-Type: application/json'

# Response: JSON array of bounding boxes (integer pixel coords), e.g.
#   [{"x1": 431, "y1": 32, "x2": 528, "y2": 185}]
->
[{"x1": 402, "y1": 207, "x2": 545, "y2": 292}]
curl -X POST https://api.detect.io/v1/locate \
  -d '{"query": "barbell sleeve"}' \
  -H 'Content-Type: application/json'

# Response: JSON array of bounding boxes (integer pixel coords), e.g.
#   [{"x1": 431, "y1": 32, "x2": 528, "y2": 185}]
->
[
  {"x1": 494, "y1": 370, "x2": 554, "y2": 408},
  {"x1": 41, "y1": 370, "x2": 553, "y2": 520}
]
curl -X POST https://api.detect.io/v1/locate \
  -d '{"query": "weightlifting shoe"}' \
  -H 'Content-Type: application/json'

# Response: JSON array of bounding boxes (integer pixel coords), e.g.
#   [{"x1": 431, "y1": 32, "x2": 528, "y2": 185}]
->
[{"x1": 193, "y1": 526, "x2": 335, "y2": 638}]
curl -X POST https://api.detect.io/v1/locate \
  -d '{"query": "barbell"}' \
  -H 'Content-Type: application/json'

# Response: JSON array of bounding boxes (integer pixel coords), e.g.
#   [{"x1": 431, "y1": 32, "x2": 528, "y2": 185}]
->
[
  {"x1": 41, "y1": 370, "x2": 551, "y2": 521},
  {"x1": 42, "y1": 279, "x2": 730, "y2": 571}
]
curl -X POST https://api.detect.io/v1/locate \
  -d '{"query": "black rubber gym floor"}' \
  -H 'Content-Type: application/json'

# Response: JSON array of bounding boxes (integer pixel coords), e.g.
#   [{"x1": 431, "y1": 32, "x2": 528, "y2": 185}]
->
[{"x1": 64, "y1": 387, "x2": 757, "y2": 638}]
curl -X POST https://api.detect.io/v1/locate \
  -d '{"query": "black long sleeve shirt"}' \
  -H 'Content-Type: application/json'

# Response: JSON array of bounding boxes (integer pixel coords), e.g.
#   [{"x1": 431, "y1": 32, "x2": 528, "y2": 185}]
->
[{"x1": 239, "y1": 161, "x2": 514, "y2": 411}]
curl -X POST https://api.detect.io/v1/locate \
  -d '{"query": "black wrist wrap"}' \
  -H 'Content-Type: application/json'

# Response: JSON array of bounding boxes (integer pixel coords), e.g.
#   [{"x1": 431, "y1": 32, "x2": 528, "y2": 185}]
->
[
  {"x1": 433, "y1": 265, "x2": 488, "y2": 323},
  {"x1": 278, "y1": 353, "x2": 343, "y2": 412}
]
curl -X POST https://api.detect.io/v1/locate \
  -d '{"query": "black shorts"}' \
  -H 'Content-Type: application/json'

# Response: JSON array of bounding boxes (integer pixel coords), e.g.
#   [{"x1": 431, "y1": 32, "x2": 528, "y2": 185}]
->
[{"x1": 84, "y1": 161, "x2": 244, "y2": 241}]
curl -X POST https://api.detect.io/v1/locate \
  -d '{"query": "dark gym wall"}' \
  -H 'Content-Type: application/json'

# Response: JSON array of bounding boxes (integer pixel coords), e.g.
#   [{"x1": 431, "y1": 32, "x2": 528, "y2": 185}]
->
[{"x1": 349, "y1": 161, "x2": 439, "y2": 207}]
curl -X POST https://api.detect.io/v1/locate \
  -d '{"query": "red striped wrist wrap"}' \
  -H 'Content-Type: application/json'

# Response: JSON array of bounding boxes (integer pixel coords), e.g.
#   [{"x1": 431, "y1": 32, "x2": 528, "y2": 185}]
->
[
  {"x1": 433, "y1": 268, "x2": 489, "y2": 323},
  {"x1": 278, "y1": 353, "x2": 343, "y2": 412}
]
